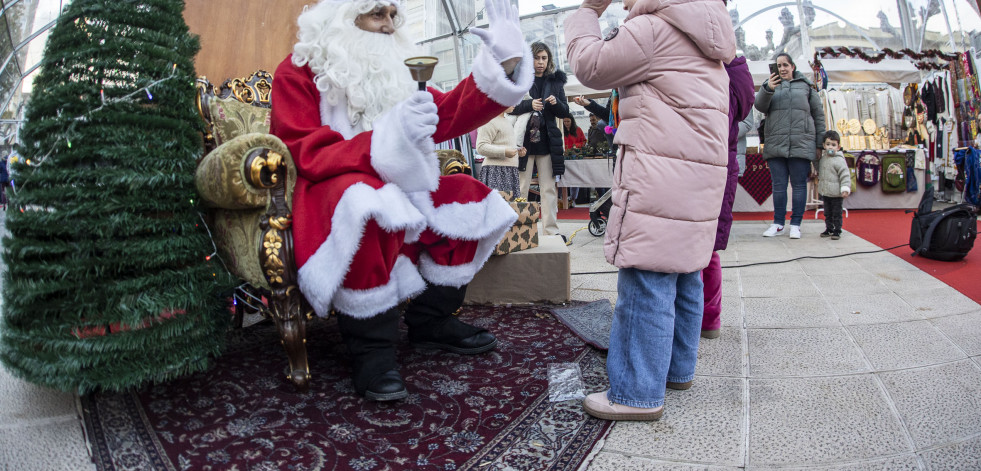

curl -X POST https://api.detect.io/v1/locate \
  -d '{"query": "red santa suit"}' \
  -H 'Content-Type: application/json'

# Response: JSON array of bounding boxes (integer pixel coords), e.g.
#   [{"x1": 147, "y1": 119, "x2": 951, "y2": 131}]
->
[{"x1": 270, "y1": 48, "x2": 533, "y2": 319}]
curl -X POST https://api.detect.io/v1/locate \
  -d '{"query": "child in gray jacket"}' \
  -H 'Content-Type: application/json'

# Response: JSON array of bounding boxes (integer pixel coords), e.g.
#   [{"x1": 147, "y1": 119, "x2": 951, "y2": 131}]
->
[{"x1": 817, "y1": 130, "x2": 851, "y2": 239}]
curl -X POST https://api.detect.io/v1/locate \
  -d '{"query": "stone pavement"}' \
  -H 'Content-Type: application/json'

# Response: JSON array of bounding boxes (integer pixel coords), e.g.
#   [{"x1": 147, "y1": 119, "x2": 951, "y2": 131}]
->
[
  {"x1": 2, "y1": 216, "x2": 980, "y2": 470},
  {"x1": 565, "y1": 220, "x2": 981, "y2": 470}
]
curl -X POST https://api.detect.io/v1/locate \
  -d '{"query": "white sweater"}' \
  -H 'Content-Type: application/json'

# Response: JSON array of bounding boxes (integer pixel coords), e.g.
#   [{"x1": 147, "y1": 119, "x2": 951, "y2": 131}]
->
[{"x1": 475, "y1": 114, "x2": 519, "y2": 168}]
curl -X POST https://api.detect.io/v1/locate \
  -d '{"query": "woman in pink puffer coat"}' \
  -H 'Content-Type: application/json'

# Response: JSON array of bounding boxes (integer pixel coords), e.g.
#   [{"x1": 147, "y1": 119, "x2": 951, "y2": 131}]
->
[{"x1": 566, "y1": 0, "x2": 735, "y2": 421}]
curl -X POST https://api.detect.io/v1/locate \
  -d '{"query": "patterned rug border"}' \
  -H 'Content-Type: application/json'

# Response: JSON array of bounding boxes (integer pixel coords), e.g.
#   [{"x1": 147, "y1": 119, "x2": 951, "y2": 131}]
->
[{"x1": 80, "y1": 304, "x2": 612, "y2": 471}]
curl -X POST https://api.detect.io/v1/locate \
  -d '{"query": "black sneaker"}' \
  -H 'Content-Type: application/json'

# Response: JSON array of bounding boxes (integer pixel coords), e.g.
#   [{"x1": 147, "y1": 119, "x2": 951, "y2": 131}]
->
[
  {"x1": 820, "y1": 231, "x2": 832, "y2": 238},
  {"x1": 830, "y1": 233, "x2": 841, "y2": 240}
]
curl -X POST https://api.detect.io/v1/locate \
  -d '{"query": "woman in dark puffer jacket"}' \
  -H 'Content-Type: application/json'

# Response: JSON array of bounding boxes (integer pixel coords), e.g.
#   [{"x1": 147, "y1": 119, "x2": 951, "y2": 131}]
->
[
  {"x1": 510, "y1": 41, "x2": 570, "y2": 237},
  {"x1": 755, "y1": 53, "x2": 826, "y2": 240}
]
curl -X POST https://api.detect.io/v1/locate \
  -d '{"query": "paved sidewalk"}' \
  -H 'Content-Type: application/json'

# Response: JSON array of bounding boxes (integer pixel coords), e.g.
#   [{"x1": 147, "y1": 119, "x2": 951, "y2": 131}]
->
[
  {"x1": 564, "y1": 220, "x2": 981, "y2": 470},
  {"x1": 2, "y1": 218, "x2": 980, "y2": 469}
]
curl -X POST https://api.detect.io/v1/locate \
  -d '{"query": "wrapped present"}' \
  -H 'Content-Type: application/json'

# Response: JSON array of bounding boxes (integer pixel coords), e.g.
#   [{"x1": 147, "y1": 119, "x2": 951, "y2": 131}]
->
[{"x1": 494, "y1": 198, "x2": 539, "y2": 255}]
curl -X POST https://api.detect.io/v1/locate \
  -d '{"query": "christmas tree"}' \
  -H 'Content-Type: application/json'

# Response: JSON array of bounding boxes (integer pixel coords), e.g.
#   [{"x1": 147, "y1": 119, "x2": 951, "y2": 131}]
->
[{"x1": 1, "y1": 0, "x2": 234, "y2": 393}]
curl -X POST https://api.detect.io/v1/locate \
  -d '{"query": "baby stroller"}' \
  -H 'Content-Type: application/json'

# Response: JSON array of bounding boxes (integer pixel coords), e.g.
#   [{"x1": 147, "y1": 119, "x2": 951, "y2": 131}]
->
[{"x1": 588, "y1": 188, "x2": 612, "y2": 236}]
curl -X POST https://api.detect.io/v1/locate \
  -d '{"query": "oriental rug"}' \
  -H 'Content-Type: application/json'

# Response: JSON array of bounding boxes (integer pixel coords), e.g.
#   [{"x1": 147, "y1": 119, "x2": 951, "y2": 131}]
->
[
  {"x1": 550, "y1": 300, "x2": 613, "y2": 351},
  {"x1": 80, "y1": 304, "x2": 612, "y2": 471}
]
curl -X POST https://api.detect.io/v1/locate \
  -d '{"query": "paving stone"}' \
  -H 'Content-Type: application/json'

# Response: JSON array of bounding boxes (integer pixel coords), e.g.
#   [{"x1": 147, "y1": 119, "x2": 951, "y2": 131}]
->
[
  {"x1": 762, "y1": 454, "x2": 919, "y2": 470},
  {"x1": 739, "y1": 273, "x2": 821, "y2": 298},
  {"x1": 719, "y1": 296, "x2": 743, "y2": 328},
  {"x1": 748, "y1": 376, "x2": 911, "y2": 466},
  {"x1": 743, "y1": 297, "x2": 838, "y2": 328},
  {"x1": 737, "y1": 246, "x2": 793, "y2": 264},
  {"x1": 827, "y1": 293, "x2": 923, "y2": 325},
  {"x1": 575, "y1": 273, "x2": 619, "y2": 292},
  {"x1": 0, "y1": 367, "x2": 77, "y2": 423},
  {"x1": 738, "y1": 260, "x2": 805, "y2": 277},
  {"x1": 931, "y1": 310, "x2": 981, "y2": 356},
  {"x1": 797, "y1": 256, "x2": 864, "y2": 275},
  {"x1": 695, "y1": 328, "x2": 744, "y2": 377},
  {"x1": 809, "y1": 273, "x2": 891, "y2": 296},
  {"x1": 585, "y1": 452, "x2": 738, "y2": 470},
  {"x1": 872, "y1": 269, "x2": 949, "y2": 293},
  {"x1": 848, "y1": 321, "x2": 966, "y2": 370},
  {"x1": 849, "y1": 251, "x2": 922, "y2": 271},
  {"x1": 0, "y1": 421, "x2": 94, "y2": 471},
  {"x1": 720, "y1": 278, "x2": 740, "y2": 300},
  {"x1": 603, "y1": 377, "x2": 744, "y2": 466},
  {"x1": 571, "y1": 288, "x2": 617, "y2": 305},
  {"x1": 898, "y1": 288, "x2": 981, "y2": 319},
  {"x1": 748, "y1": 327, "x2": 869, "y2": 377},
  {"x1": 918, "y1": 435, "x2": 981, "y2": 470},
  {"x1": 879, "y1": 360, "x2": 981, "y2": 449}
]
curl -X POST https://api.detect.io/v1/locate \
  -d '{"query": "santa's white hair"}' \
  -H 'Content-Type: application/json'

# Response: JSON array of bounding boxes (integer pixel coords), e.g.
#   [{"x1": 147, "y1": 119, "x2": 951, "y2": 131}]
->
[{"x1": 292, "y1": 0, "x2": 418, "y2": 129}]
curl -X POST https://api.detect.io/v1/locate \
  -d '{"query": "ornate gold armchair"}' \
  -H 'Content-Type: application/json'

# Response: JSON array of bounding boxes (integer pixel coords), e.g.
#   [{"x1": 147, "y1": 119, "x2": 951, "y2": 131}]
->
[{"x1": 194, "y1": 71, "x2": 311, "y2": 391}]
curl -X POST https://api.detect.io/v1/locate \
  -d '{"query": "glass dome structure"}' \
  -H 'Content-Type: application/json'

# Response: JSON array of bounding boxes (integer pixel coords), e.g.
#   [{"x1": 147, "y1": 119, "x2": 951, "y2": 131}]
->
[{"x1": 2, "y1": 0, "x2": 980, "y2": 149}]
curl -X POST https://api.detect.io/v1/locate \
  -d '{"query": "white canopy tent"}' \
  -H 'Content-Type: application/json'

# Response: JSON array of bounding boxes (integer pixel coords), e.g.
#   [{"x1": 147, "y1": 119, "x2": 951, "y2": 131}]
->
[{"x1": 748, "y1": 57, "x2": 924, "y2": 86}]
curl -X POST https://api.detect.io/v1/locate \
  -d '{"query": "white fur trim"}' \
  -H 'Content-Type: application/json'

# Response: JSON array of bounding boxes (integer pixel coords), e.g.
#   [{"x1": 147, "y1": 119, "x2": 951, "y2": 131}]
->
[
  {"x1": 428, "y1": 189, "x2": 517, "y2": 240},
  {"x1": 320, "y1": 94, "x2": 361, "y2": 140},
  {"x1": 297, "y1": 182, "x2": 426, "y2": 317},
  {"x1": 331, "y1": 255, "x2": 426, "y2": 318},
  {"x1": 418, "y1": 190, "x2": 517, "y2": 286},
  {"x1": 369, "y1": 102, "x2": 440, "y2": 193},
  {"x1": 840, "y1": 186, "x2": 851, "y2": 195},
  {"x1": 472, "y1": 47, "x2": 535, "y2": 107}
]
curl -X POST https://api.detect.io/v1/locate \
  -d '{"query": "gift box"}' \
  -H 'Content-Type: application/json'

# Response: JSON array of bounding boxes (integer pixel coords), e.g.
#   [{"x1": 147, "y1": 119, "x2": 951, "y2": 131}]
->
[{"x1": 494, "y1": 195, "x2": 540, "y2": 255}]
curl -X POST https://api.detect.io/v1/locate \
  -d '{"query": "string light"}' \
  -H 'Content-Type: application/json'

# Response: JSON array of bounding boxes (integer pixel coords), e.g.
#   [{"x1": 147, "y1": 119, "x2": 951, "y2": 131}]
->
[{"x1": 19, "y1": 68, "x2": 182, "y2": 174}]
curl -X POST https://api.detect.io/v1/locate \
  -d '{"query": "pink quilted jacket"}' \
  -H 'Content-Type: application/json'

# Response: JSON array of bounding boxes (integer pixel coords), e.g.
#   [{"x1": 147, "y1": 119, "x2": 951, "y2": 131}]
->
[{"x1": 565, "y1": 0, "x2": 735, "y2": 273}]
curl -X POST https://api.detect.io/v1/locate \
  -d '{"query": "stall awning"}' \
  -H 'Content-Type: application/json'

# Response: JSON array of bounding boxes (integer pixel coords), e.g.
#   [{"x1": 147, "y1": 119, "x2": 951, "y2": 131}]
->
[{"x1": 748, "y1": 58, "x2": 923, "y2": 86}]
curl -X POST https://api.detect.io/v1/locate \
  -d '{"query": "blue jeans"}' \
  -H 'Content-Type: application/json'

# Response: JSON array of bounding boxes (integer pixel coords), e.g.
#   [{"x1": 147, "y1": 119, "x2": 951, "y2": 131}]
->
[
  {"x1": 607, "y1": 268, "x2": 704, "y2": 408},
  {"x1": 767, "y1": 157, "x2": 811, "y2": 226}
]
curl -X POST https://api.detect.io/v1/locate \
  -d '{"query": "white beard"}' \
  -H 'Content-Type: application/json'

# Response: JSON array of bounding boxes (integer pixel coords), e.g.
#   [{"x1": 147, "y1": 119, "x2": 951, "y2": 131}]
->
[{"x1": 292, "y1": 1, "x2": 417, "y2": 130}]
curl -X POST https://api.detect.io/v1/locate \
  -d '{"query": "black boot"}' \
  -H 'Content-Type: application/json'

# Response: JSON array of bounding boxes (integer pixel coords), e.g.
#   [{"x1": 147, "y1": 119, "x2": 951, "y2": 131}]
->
[
  {"x1": 404, "y1": 283, "x2": 497, "y2": 355},
  {"x1": 336, "y1": 308, "x2": 407, "y2": 401}
]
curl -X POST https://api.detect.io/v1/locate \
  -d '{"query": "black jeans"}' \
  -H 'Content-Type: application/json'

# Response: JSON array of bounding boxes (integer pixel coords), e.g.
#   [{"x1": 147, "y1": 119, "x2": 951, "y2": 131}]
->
[{"x1": 822, "y1": 196, "x2": 844, "y2": 234}]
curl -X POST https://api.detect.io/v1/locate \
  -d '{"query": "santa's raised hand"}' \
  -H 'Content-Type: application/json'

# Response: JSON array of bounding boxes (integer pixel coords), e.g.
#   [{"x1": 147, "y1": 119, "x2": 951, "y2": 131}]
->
[{"x1": 471, "y1": 0, "x2": 525, "y2": 68}]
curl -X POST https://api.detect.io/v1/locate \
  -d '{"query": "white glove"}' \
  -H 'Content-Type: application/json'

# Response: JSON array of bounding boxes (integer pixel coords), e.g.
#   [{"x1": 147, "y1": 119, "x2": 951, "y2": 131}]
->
[
  {"x1": 397, "y1": 91, "x2": 438, "y2": 151},
  {"x1": 470, "y1": 0, "x2": 524, "y2": 62},
  {"x1": 370, "y1": 91, "x2": 440, "y2": 193}
]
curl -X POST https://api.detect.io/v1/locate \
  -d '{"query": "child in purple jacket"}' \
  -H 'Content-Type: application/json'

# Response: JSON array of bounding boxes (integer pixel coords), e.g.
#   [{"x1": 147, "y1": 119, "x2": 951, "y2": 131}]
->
[{"x1": 700, "y1": 56, "x2": 755, "y2": 339}]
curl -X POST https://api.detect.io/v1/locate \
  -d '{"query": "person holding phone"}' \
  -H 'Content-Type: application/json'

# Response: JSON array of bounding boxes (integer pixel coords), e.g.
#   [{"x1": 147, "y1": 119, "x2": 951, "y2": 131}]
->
[{"x1": 755, "y1": 53, "x2": 826, "y2": 239}]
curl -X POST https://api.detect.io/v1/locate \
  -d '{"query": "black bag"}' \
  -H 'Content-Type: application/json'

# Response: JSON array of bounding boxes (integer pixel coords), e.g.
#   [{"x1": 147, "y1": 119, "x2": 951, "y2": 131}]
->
[
  {"x1": 757, "y1": 118, "x2": 765, "y2": 144},
  {"x1": 909, "y1": 188, "x2": 978, "y2": 261}
]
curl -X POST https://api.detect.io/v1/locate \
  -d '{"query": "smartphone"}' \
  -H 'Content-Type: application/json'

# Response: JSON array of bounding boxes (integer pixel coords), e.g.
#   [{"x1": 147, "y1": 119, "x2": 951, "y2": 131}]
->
[{"x1": 769, "y1": 63, "x2": 779, "y2": 76}]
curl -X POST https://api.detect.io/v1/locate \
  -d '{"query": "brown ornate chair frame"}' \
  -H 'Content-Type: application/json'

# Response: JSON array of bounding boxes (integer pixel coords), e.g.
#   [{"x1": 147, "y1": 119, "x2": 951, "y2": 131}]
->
[{"x1": 196, "y1": 71, "x2": 312, "y2": 392}]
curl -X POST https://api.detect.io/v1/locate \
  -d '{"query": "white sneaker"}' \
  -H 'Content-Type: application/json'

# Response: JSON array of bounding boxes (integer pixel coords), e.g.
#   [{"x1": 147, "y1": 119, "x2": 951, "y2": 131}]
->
[
  {"x1": 789, "y1": 225, "x2": 801, "y2": 239},
  {"x1": 762, "y1": 224, "x2": 786, "y2": 237}
]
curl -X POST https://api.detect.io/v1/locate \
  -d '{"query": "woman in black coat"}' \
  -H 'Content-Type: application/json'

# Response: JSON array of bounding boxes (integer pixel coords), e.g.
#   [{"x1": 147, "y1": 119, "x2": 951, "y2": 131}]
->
[{"x1": 510, "y1": 41, "x2": 570, "y2": 237}]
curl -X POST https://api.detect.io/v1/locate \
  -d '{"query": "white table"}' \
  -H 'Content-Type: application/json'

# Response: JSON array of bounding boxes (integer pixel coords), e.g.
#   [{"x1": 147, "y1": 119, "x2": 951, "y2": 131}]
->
[
  {"x1": 556, "y1": 158, "x2": 615, "y2": 208},
  {"x1": 558, "y1": 158, "x2": 615, "y2": 188}
]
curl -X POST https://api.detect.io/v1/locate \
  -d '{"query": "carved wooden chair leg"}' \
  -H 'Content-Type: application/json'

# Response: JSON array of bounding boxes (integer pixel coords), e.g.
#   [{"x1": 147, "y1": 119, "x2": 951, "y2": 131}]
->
[{"x1": 271, "y1": 287, "x2": 310, "y2": 392}]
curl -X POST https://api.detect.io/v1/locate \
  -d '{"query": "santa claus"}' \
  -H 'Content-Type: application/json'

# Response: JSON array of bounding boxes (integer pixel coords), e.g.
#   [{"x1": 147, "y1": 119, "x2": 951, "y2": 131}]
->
[{"x1": 270, "y1": 0, "x2": 532, "y2": 400}]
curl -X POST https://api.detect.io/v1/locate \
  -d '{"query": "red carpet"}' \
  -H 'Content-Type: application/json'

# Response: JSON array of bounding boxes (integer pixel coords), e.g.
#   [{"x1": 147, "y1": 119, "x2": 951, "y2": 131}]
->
[
  {"x1": 558, "y1": 207, "x2": 590, "y2": 220},
  {"x1": 559, "y1": 207, "x2": 980, "y2": 304}
]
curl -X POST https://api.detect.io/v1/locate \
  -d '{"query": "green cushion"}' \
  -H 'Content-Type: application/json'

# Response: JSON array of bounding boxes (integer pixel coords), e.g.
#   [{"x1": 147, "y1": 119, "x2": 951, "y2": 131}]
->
[
  {"x1": 195, "y1": 133, "x2": 295, "y2": 210},
  {"x1": 209, "y1": 98, "x2": 271, "y2": 145}
]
